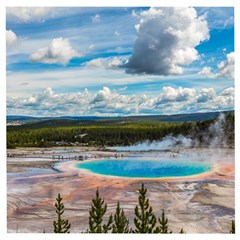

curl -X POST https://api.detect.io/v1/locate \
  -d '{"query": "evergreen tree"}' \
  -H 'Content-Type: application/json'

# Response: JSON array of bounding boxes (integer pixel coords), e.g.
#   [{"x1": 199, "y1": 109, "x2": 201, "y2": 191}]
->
[
  {"x1": 53, "y1": 193, "x2": 71, "y2": 233},
  {"x1": 112, "y1": 202, "x2": 130, "y2": 233},
  {"x1": 155, "y1": 209, "x2": 172, "y2": 233},
  {"x1": 230, "y1": 220, "x2": 235, "y2": 234},
  {"x1": 133, "y1": 183, "x2": 157, "y2": 233},
  {"x1": 88, "y1": 188, "x2": 113, "y2": 233},
  {"x1": 179, "y1": 228, "x2": 185, "y2": 234}
]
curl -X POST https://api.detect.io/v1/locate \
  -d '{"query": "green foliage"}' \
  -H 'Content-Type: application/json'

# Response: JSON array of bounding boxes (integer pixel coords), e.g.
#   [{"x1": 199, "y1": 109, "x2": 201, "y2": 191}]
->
[
  {"x1": 7, "y1": 121, "x2": 193, "y2": 148},
  {"x1": 133, "y1": 183, "x2": 157, "y2": 233},
  {"x1": 53, "y1": 193, "x2": 71, "y2": 233},
  {"x1": 155, "y1": 210, "x2": 172, "y2": 233},
  {"x1": 112, "y1": 202, "x2": 130, "y2": 233},
  {"x1": 7, "y1": 141, "x2": 15, "y2": 149},
  {"x1": 88, "y1": 188, "x2": 113, "y2": 233},
  {"x1": 7, "y1": 112, "x2": 234, "y2": 148},
  {"x1": 230, "y1": 220, "x2": 235, "y2": 234}
]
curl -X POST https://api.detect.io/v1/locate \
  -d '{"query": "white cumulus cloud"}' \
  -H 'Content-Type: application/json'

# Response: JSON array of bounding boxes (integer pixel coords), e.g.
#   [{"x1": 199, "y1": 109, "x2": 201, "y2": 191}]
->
[
  {"x1": 198, "y1": 66, "x2": 215, "y2": 78},
  {"x1": 92, "y1": 87, "x2": 112, "y2": 102},
  {"x1": 125, "y1": 7, "x2": 209, "y2": 75},
  {"x1": 220, "y1": 87, "x2": 234, "y2": 96},
  {"x1": 86, "y1": 57, "x2": 124, "y2": 69},
  {"x1": 7, "y1": 7, "x2": 54, "y2": 22},
  {"x1": 6, "y1": 30, "x2": 17, "y2": 49},
  {"x1": 197, "y1": 88, "x2": 216, "y2": 103},
  {"x1": 217, "y1": 52, "x2": 234, "y2": 79},
  {"x1": 198, "y1": 52, "x2": 234, "y2": 80},
  {"x1": 160, "y1": 86, "x2": 196, "y2": 102},
  {"x1": 29, "y1": 38, "x2": 80, "y2": 65}
]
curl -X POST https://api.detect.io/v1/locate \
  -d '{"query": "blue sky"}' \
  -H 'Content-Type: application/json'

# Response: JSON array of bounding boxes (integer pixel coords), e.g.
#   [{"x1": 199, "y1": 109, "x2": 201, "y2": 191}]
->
[{"x1": 6, "y1": 7, "x2": 234, "y2": 116}]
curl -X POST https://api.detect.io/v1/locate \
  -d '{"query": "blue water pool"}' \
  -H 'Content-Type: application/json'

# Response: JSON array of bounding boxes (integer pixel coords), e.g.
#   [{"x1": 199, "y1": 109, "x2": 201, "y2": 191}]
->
[{"x1": 76, "y1": 158, "x2": 211, "y2": 178}]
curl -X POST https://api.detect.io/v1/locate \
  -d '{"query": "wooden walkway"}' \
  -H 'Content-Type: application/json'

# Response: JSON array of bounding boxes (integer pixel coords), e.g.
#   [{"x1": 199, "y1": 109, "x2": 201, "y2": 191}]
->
[
  {"x1": 7, "y1": 153, "x2": 84, "y2": 161},
  {"x1": 51, "y1": 155, "x2": 84, "y2": 161}
]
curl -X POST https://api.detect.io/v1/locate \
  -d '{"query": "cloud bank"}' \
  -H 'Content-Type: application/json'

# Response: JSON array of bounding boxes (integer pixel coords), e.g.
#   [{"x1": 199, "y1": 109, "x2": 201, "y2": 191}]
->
[
  {"x1": 29, "y1": 38, "x2": 80, "y2": 65},
  {"x1": 7, "y1": 86, "x2": 234, "y2": 117},
  {"x1": 125, "y1": 7, "x2": 209, "y2": 75}
]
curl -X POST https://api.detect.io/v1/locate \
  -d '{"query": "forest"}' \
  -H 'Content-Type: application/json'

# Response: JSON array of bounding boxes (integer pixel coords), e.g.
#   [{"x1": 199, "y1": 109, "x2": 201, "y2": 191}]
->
[{"x1": 7, "y1": 112, "x2": 234, "y2": 149}]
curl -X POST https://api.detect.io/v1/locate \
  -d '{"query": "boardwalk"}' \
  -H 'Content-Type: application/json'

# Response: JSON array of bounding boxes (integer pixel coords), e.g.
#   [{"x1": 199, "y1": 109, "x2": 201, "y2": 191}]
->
[
  {"x1": 51, "y1": 155, "x2": 84, "y2": 161},
  {"x1": 7, "y1": 153, "x2": 84, "y2": 161}
]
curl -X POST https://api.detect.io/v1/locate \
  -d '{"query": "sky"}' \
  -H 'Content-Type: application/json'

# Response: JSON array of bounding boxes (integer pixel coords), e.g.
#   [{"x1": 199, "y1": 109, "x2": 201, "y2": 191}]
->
[{"x1": 6, "y1": 7, "x2": 234, "y2": 117}]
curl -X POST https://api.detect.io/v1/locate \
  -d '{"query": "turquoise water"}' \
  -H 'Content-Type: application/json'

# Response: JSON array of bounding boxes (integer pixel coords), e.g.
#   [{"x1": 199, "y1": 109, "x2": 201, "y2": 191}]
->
[{"x1": 76, "y1": 158, "x2": 211, "y2": 178}]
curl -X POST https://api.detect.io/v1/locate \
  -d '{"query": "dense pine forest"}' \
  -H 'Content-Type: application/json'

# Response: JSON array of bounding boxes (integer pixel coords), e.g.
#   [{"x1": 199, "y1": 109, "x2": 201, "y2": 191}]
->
[{"x1": 7, "y1": 112, "x2": 234, "y2": 149}]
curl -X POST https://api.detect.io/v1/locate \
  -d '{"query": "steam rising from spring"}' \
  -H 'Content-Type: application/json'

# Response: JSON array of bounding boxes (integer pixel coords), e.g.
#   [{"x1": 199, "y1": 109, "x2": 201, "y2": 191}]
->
[
  {"x1": 112, "y1": 113, "x2": 229, "y2": 151},
  {"x1": 113, "y1": 135, "x2": 194, "y2": 151},
  {"x1": 207, "y1": 113, "x2": 227, "y2": 148}
]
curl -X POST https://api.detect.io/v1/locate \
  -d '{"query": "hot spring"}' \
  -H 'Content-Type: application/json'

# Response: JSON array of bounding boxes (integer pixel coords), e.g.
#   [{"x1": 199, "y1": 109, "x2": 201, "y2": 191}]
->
[{"x1": 76, "y1": 157, "x2": 212, "y2": 178}]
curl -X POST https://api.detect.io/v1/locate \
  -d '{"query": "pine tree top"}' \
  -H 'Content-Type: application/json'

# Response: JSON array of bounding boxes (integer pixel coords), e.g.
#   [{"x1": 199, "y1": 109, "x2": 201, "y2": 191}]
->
[
  {"x1": 88, "y1": 188, "x2": 112, "y2": 233},
  {"x1": 53, "y1": 193, "x2": 71, "y2": 233},
  {"x1": 133, "y1": 183, "x2": 157, "y2": 233},
  {"x1": 112, "y1": 201, "x2": 129, "y2": 233}
]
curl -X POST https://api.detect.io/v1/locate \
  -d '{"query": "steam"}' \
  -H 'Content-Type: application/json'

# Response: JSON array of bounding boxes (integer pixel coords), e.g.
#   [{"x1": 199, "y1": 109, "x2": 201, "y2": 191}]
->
[
  {"x1": 113, "y1": 135, "x2": 194, "y2": 151},
  {"x1": 207, "y1": 113, "x2": 227, "y2": 148},
  {"x1": 112, "y1": 113, "x2": 230, "y2": 151}
]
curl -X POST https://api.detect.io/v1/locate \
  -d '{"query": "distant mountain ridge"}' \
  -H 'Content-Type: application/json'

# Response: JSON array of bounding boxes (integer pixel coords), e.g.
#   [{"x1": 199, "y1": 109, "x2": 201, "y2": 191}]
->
[
  {"x1": 7, "y1": 115, "x2": 102, "y2": 121},
  {"x1": 7, "y1": 111, "x2": 234, "y2": 128}
]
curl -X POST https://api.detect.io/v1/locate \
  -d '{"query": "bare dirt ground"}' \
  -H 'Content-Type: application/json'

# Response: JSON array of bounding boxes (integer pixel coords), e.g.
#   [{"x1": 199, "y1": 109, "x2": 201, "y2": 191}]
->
[{"x1": 7, "y1": 147, "x2": 234, "y2": 233}]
